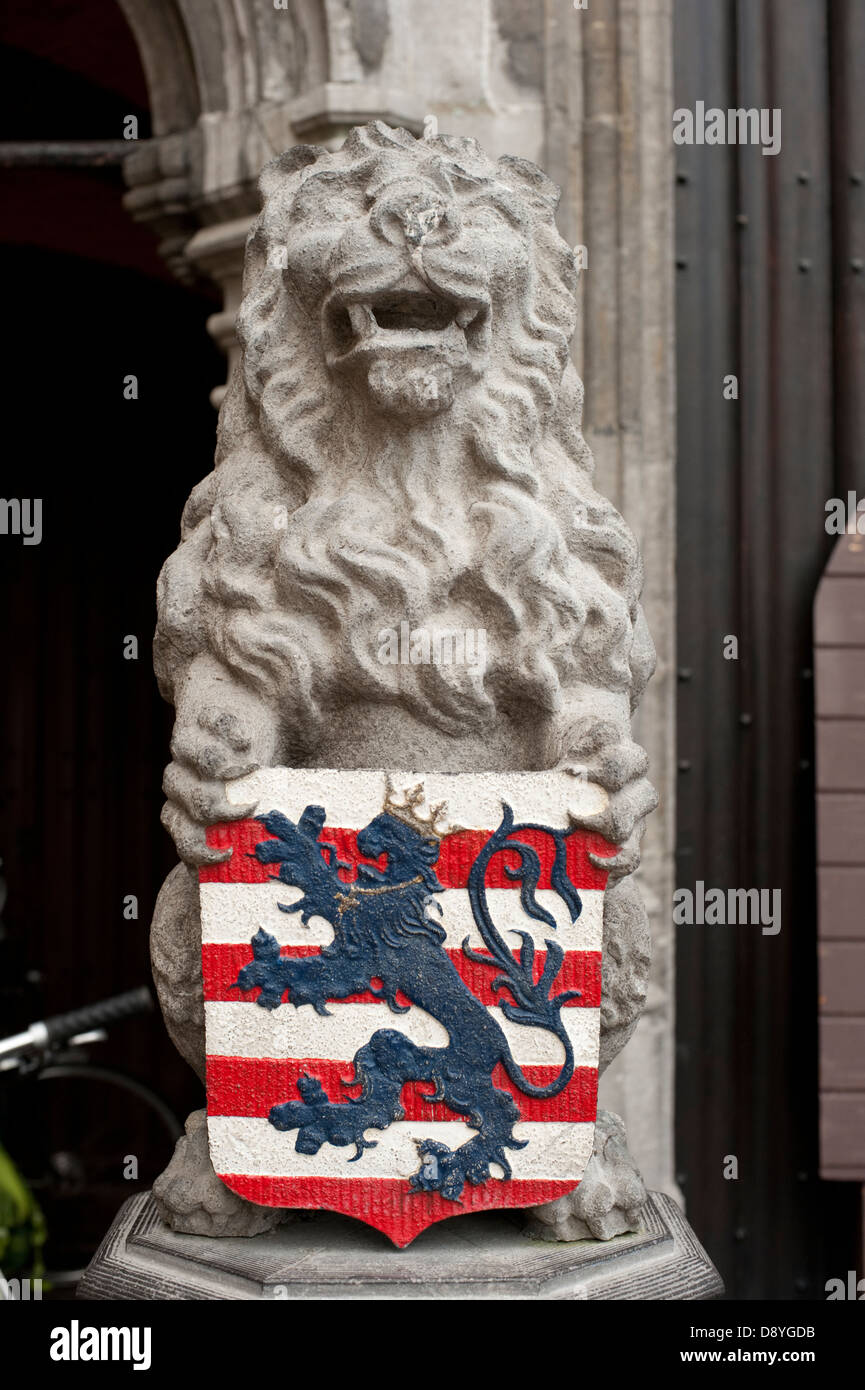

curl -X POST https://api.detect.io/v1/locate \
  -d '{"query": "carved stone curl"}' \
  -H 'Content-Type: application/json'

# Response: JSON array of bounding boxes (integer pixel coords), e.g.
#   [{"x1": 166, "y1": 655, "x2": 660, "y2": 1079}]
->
[
  {"x1": 151, "y1": 121, "x2": 658, "y2": 1238},
  {"x1": 153, "y1": 1110, "x2": 285, "y2": 1239}
]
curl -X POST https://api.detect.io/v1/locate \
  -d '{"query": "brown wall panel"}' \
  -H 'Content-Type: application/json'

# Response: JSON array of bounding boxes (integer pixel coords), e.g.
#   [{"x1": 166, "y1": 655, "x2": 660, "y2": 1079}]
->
[
  {"x1": 820, "y1": 1018, "x2": 865, "y2": 1089},
  {"x1": 819, "y1": 942, "x2": 865, "y2": 1013},
  {"x1": 816, "y1": 721, "x2": 865, "y2": 789},
  {"x1": 817, "y1": 792, "x2": 865, "y2": 862},
  {"x1": 821, "y1": 1095, "x2": 865, "y2": 1169},
  {"x1": 819, "y1": 867, "x2": 865, "y2": 936},
  {"x1": 814, "y1": 578, "x2": 865, "y2": 644},
  {"x1": 815, "y1": 649, "x2": 865, "y2": 717},
  {"x1": 815, "y1": 534, "x2": 865, "y2": 1184}
]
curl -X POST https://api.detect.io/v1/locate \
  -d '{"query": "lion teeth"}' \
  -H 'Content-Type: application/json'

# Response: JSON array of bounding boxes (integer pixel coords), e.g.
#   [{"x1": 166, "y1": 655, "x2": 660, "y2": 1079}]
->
[
  {"x1": 455, "y1": 306, "x2": 476, "y2": 328},
  {"x1": 347, "y1": 304, "x2": 375, "y2": 338}
]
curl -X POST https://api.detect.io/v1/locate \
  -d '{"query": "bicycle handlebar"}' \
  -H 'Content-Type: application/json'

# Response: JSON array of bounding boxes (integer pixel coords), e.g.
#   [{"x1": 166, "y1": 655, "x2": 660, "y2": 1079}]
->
[
  {"x1": 0, "y1": 986, "x2": 153, "y2": 1062},
  {"x1": 43, "y1": 986, "x2": 153, "y2": 1044}
]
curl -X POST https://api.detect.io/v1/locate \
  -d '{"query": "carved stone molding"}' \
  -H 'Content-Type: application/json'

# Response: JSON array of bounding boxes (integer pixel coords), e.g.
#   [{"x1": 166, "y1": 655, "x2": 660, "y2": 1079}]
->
[{"x1": 542, "y1": 0, "x2": 678, "y2": 1200}]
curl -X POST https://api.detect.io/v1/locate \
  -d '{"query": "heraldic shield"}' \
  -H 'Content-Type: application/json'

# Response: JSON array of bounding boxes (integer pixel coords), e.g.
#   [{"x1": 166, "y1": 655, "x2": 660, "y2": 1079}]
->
[{"x1": 199, "y1": 769, "x2": 616, "y2": 1246}]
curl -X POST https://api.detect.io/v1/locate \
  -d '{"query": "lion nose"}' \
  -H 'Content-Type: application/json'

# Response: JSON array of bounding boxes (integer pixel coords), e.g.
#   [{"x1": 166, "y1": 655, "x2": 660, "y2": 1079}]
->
[
  {"x1": 402, "y1": 200, "x2": 445, "y2": 247},
  {"x1": 371, "y1": 185, "x2": 458, "y2": 248}
]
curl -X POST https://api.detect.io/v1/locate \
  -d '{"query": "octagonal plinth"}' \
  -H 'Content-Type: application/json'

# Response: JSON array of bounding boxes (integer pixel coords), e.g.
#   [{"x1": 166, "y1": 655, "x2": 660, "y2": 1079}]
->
[{"x1": 78, "y1": 1191, "x2": 722, "y2": 1301}]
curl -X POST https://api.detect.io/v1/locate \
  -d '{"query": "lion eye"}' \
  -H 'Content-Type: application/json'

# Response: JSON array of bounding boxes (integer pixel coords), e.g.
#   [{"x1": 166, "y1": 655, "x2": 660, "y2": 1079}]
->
[{"x1": 292, "y1": 177, "x2": 364, "y2": 224}]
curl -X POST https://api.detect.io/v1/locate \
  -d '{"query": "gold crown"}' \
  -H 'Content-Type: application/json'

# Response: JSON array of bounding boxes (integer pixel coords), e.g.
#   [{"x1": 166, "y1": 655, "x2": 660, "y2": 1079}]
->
[{"x1": 382, "y1": 779, "x2": 456, "y2": 840}]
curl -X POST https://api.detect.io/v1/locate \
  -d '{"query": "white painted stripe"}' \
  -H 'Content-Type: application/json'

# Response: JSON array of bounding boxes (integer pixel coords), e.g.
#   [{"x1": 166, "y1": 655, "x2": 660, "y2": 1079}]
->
[
  {"x1": 204, "y1": 999, "x2": 600, "y2": 1069},
  {"x1": 226, "y1": 767, "x2": 608, "y2": 828},
  {"x1": 207, "y1": 1116, "x2": 594, "y2": 1183},
  {"x1": 200, "y1": 884, "x2": 604, "y2": 953}
]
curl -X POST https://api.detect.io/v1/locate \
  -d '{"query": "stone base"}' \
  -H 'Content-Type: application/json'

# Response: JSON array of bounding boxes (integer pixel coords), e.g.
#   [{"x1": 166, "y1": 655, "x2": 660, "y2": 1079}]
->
[{"x1": 77, "y1": 1191, "x2": 723, "y2": 1301}]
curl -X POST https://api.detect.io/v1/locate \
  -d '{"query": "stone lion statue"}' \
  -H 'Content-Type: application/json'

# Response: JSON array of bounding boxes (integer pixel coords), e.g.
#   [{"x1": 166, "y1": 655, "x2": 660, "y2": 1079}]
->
[{"x1": 151, "y1": 120, "x2": 657, "y2": 1240}]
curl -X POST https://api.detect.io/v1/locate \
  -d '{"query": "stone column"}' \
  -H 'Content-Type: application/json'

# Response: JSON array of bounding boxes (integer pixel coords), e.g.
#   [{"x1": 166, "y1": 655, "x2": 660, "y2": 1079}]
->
[{"x1": 543, "y1": 0, "x2": 679, "y2": 1200}]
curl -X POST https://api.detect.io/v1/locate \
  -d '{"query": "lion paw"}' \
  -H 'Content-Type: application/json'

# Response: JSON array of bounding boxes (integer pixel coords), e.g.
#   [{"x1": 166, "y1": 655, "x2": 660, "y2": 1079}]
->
[
  {"x1": 153, "y1": 1110, "x2": 287, "y2": 1238},
  {"x1": 270, "y1": 1079, "x2": 385, "y2": 1161},
  {"x1": 524, "y1": 1109, "x2": 648, "y2": 1241},
  {"x1": 410, "y1": 1141, "x2": 471, "y2": 1202},
  {"x1": 410, "y1": 1136, "x2": 514, "y2": 1202},
  {"x1": 556, "y1": 720, "x2": 658, "y2": 867}
]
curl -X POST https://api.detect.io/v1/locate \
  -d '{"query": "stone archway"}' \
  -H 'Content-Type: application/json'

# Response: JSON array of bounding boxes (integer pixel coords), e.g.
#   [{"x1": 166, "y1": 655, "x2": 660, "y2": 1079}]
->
[{"x1": 117, "y1": 0, "x2": 430, "y2": 397}]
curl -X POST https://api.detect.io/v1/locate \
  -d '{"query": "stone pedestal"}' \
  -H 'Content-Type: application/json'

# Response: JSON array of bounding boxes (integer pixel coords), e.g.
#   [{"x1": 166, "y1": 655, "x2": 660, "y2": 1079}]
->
[{"x1": 78, "y1": 1192, "x2": 722, "y2": 1301}]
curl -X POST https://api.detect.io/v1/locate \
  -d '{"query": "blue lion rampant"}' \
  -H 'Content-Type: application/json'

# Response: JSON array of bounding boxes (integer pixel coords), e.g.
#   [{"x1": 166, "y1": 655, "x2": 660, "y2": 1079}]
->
[{"x1": 232, "y1": 802, "x2": 583, "y2": 1202}]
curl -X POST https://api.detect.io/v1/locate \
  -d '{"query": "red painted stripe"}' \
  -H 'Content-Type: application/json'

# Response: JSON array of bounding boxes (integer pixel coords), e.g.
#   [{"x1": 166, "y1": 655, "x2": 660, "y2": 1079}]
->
[
  {"x1": 202, "y1": 942, "x2": 601, "y2": 1008},
  {"x1": 438, "y1": 827, "x2": 614, "y2": 890},
  {"x1": 206, "y1": 1055, "x2": 598, "y2": 1124},
  {"x1": 216, "y1": 1173, "x2": 577, "y2": 1246},
  {"x1": 200, "y1": 818, "x2": 615, "y2": 887}
]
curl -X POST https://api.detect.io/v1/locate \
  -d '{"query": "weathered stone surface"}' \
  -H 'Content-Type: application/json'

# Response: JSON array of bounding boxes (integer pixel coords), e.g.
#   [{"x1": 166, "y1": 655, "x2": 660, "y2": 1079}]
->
[
  {"x1": 78, "y1": 1190, "x2": 723, "y2": 1301},
  {"x1": 151, "y1": 121, "x2": 658, "y2": 1240},
  {"x1": 493, "y1": 0, "x2": 543, "y2": 89},
  {"x1": 153, "y1": 1110, "x2": 286, "y2": 1239},
  {"x1": 543, "y1": 2, "x2": 678, "y2": 1204},
  {"x1": 350, "y1": 0, "x2": 390, "y2": 72},
  {"x1": 524, "y1": 1110, "x2": 648, "y2": 1242}
]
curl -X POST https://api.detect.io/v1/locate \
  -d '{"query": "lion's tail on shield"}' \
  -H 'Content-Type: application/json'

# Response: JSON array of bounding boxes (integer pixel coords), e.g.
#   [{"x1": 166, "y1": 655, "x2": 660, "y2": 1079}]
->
[
  {"x1": 499, "y1": 1021, "x2": 575, "y2": 1100},
  {"x1": 462, "y1": 804, "x2": 585, "y2": 1100}
]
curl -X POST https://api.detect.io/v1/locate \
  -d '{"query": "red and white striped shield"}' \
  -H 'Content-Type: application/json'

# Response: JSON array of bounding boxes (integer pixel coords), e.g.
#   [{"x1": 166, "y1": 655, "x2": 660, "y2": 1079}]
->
[{"x1": 200, "y1": 769, "x2": 614, "y2": 1246}]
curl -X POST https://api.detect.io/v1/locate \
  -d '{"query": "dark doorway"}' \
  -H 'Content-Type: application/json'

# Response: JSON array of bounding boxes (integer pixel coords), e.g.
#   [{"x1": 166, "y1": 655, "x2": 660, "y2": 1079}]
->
[{"x1": 0, "y1": 2, "x2": 222, "y2": 1276}]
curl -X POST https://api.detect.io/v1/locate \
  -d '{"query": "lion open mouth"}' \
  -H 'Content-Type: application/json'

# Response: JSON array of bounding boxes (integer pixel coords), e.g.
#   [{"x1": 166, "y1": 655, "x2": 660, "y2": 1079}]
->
[
  {"x1": 321, "y1": 280, "x2": 489, "y2": 417},
  {"x1": 368, "y1": 291, "x2": 459, "y2": 332},
  {"x1": 324, "y1": 283, "x2": 487, "y2": 368}
]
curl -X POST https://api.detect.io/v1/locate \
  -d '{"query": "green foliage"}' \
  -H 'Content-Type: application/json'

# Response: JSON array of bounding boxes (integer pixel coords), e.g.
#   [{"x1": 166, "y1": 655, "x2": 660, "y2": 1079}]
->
[{"x1": 0, "y1": 1141, "x2": 46, "y2": 1281}]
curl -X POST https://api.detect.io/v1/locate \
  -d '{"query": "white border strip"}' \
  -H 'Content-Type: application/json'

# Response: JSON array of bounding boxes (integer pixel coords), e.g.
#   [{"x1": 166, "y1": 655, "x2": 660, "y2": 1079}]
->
[
  {"x1": 200, "y1": 883, "x2": 604, "y2": 953},
  {"x1": 208, "y1": 1116, "x2": 594, "y2": 1182},
  {"x1": 205, "y1": 999, "x2": 599, "y2": 1068},
  {"x1": 226, "y1": 767, "x2": 608, "y2": 827}
]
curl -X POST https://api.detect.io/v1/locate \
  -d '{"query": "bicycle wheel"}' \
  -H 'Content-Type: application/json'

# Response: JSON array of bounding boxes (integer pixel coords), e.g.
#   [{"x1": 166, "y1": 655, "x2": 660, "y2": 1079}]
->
[{"x1": 2, "y1": 1062, "x2": 182, "y2": 1286}]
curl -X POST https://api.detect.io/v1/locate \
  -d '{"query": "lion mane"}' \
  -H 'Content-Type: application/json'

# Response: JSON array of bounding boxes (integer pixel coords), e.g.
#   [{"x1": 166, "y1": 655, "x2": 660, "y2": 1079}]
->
[{"x1": 155, "y1": 120, "x2": 654, "y2": 756}]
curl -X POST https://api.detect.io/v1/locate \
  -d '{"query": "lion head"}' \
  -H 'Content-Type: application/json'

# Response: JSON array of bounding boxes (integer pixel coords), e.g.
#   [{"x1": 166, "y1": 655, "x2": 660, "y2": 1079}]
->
[{"x1": 156, "y1": 122, "x2": 653, "y2": 757}]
